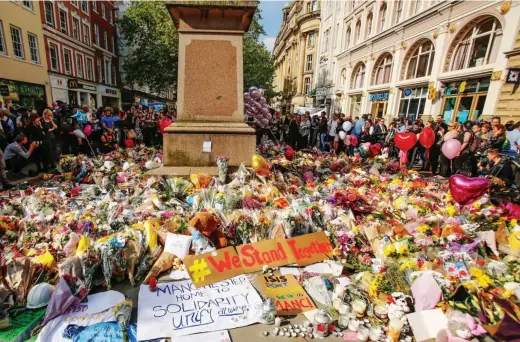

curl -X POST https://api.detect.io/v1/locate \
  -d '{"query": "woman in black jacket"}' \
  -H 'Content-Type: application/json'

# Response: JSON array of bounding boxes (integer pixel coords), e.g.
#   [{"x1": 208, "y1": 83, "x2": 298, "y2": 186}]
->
[{"x1": 24, "y1": 113, "x2": 54, "y2": 172}]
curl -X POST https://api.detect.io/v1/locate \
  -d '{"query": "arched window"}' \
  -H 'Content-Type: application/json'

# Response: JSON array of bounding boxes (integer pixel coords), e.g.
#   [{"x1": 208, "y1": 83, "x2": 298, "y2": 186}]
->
[
  {"x1": 450, "y1": 17, "x2": 502, "y2": 71},
  {"x1": 366, "y1": 12, "x2": 373, "y2": 38},
  {"x1": 379, "y1": 3, "x2": 387, "y2": 32},
  {"x1": 405, "y1": 40, "x2": 435, "y2": 79},
  {"x1": 340, "y1": 68, "x2": 347, "y2": 87},
  {"x1": 373, "y1": 53, "x2": 393, "y2": 85},
  {"x1": 355, "y1": 20, "x2": 362, "y2": 44},
  {"x1": 351, "y1": 62, "x2": 366, "y2": 89},
  {"x1": 395, "y1": 0, "x2": 403, "y2": 24},
  {"x1": 345, "y1": 27, "x2": 351, "y2": 49}
]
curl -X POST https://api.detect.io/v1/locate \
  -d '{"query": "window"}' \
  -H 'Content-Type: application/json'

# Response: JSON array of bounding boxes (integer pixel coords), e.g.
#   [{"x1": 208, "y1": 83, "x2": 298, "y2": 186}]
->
[
  {"x1": 334, "y1": 23, "x2": 339, "y2": 48},
  {"x1": 312, "y1": 0, "x2": 318, "y2": 11},
  {"x1": 103, "y1": 31, "x2": 107, "y2": 49},
  {"x1": 308, "y1": 32, "x2": 315, "y2": 47},
  {"x1": 22, "y1": 1, "x2": 33, "y2": 11},
  {"x1": 44, "y1": 1, "x2": 55, "y2": 27},
  {"x1": 306, "y1": 54, "x2": 313, "y2": 71},
  {"x1": 451, "y1": 17, "x2": 502, "y2": 71},
  {"x1": 97, "y1": 57, "x2": 102, "y2": 82},
  {"x1": 81, "y1": 0, "x2": 88, "y2": 13},
  {"x1": 59, "y1": 10, "x2": 68, "y2": 35},
  {"x1": 304, "y1": 77, "x2": 311, "y2": 96},
  {"x1": 355, "y1": 20, "x2": 361, "y2": 44},
  {"x1": 379, "y1": 3, "x2": 387, "y2": 32},
  {"x1": 76, "y1": 54, "x2": 83, "y2": 78},
  {"x1": 349, "y1": 94, "x2": 362, "y2": 118},
  {"x1": 0, "y1": 21, "x2": 6, "y2": 55},
  {"x1": 373, "y1": 53, "x2": 393, "y2": 85},
  {"x1": 105, "y1": 59, "x2": 111, "y2": 84},
  {"x1": 406, "y1": 40, "x2": 435, "y2": 79},
  {"x1": 366, "y1": 13, "x2": 373, "y2": 38},
  {"x1": 27, "y1": 33, "x2": 40, "y2": 63},
  {"x1": 86, "y1": 58, "x2": 93, "y2": 81},
  {"x1": 92, "y1": 0, "x2": 97, "y2": 12},
  {"x1": 345, "y1": 27, "x2": 351, "y2": 49},
  {"x1": 306, "y1": 1, "x2": 311, "y2": 13},
  {"x1": 49, "y1": 43, "x2": 59, "y2": 71},
  {"x1": 413, "y1": 0, "x2": 421, "y2": 15},
  {"x1": 398, "y1": 87, "x2": 427, "y2": 121},
  {"x1": 64, "y1": 49, "x2": 72, "y2": 74},
  {"x1": 351, "y1": 62, "x2": 365, "y2": 89},
  {"x1": 340, "y1": 68, "x2": 347, "y2": 87},
  {"x1": 109, "y1": 10, "x2": 113, "y2": 24},
  {"x1": 10, "y1": 26, "x2": 24, "y2": 59},
  {"x1": 101, "y1": 3, "x2": 106, "y2": 19},
  {"x1": 94, "y1": 24, "x2": 99, "y2": 46},
  {"x1": 71, "y1": 0, "x2": 79, "y2": 8},
  {"x1": 395, "y1": 0, "x2": 403, "y2": 24},
  {"x1": 72, "y1": 18, "x2": 80, "y2": 40},
  {"x1": 111, "y1": 36, "x2": 115, "y2": 54},
  {"x1": 83, "y1": 24, "x2": 90, "y2": 45},
  {"x1": 324, "y1": 29, "x2": 330, "y2": 52},
  {"x1": 111, "y1": 63, "x2": 116, "y2": 85}
]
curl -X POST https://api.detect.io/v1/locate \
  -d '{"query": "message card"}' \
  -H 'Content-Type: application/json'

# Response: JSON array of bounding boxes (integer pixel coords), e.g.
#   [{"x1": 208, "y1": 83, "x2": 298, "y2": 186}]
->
[
  {"x1": 256, "y1": 274, "x2": 316, "y2": 315},
  {"x1": 137, "y1": 275, "x2": 262, "y2": 340}
]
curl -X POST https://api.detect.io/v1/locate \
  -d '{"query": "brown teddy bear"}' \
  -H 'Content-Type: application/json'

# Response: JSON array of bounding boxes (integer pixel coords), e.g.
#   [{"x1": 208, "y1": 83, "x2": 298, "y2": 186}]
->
[{"x1": 189, "y1": 211, "x2": 228, "y2": 249}]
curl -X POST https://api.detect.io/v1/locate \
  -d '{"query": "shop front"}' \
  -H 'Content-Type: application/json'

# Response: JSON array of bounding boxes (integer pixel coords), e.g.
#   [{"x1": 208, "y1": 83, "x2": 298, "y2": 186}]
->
[
  {"x1": 49, "y1": 75, "x2": 69, "y2": 104},
  {"x1": 0, "y1": 78, "x2": 47, "y2": 112},
  {"x1": 440, "y1": 77, "x2": 489, "y2": 122},
  {"x1": 98, "y1": 86, "x2": 121, "y2": 109},
  {"x1": 68, "y1": 79, "x2": 98, "y2": 110},
  {"x1": 397, "y1": 87, "x2": 428, "y2": 121},
  {"x1": 369, "y1": 92, "x2": 390, "y2": 118}
]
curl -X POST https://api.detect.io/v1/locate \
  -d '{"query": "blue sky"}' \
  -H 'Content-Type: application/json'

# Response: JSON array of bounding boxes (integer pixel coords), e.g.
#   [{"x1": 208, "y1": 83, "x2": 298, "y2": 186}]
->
[{"x1": 258, "y1": 1, "x2": 286, "y2": 52}]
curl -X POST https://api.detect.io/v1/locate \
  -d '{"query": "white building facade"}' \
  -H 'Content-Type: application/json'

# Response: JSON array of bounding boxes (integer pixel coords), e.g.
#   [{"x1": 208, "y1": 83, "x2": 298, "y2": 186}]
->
[{"x1": 316, "y1": 0, "x2": 520, "y2": 123}]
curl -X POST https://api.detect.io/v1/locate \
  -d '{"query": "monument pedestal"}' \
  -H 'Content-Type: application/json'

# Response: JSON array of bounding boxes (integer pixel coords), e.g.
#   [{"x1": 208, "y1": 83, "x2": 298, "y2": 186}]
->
[{"x1": 151, "y1": 1, "x2": 258, "y2": 176}]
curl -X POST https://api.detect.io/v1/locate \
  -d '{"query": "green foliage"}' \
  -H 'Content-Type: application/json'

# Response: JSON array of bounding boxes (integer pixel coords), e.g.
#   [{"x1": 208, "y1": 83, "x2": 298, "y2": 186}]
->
[{"x1": 119, "y1": 2, "x2": 275, "y2": 101}]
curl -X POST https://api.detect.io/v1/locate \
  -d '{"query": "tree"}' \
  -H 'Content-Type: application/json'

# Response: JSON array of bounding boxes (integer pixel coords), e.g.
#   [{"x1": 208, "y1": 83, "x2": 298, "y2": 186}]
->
[{"x1": 119, "y1": 2, "x2": 275, "y2": 100}]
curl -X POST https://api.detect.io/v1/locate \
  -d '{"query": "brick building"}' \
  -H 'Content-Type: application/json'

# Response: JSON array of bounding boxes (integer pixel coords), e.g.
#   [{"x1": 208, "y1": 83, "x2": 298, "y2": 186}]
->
[{"x1": 39, "y1": 0, "x2": 120, "y2": 109}]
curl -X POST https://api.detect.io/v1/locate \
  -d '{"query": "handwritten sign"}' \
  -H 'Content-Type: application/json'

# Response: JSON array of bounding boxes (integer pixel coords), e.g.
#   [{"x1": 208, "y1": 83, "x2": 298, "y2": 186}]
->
[
  {"x1": 164, "y1": 233, "x2": 192, "y2": 258},
  {"x1": 257, "y1": 274, "x2": 316, "y2": 315},
  {"x1": 236, "y1": 239, "x2": 295, "y2": 273},
  {"x1": 183, "y1": 246, "x2": 245, "y2": 288},
  {"x1": 173, "y1": 330, "x2": 231, "y2": 342},
  {"x1": 136, "y1": 275, "x2": 262, "y2": 340},
  {"x1": 184, "y1": 232, "x2": 334, "y2": 286},
  {"x1": 286, "y1": 232, "x2": 334, "y2": 266}
]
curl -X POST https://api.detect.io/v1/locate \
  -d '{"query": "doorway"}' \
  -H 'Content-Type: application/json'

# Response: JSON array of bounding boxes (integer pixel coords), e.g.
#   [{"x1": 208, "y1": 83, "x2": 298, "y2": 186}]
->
[{"x1": 371, "y1": 101, "x2": 387, "y2": 118}]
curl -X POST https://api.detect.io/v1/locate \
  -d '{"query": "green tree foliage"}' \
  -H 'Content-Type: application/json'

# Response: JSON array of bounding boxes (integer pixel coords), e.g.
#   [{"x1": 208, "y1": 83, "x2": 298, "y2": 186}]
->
[{"x1": 119, "y1": 2, "x2": 275, "y2": 99}]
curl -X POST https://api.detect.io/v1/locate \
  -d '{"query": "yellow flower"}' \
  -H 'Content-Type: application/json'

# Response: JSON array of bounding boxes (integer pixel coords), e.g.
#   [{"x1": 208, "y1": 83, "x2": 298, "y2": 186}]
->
[
  {"x1": 397, "y1": 244, "x2": 409, "y2": 255},
  {"x1": 503, "y1": 289, "x2": 515, "y2": 299},
  {"x1": 352, "y1": 225, "x2": 361, "y2": 233},
  {"x1": 511, "y1": 219, "x2": 518, "y2": 227},
  {"x1": 446, "y1": 205, "x2": 456, "y2": 217},
  {"x1": 418, "y1": 224, "x2": 430, "y2": 233},
  {"x1": 473, "y1": 202, "x2": 481, "y2": 209},
  {"x1": 476, "y1": 275, "x2": 493, "y2": 289},
  {"x1": 462, "y1": 281, "x2": 478, "y2": 292},
  {"x1": 391, "y1": 179, "x2": 402, "y2": 185},
  {"x1": 470, "y1": 267, "x2": 484, "y2": 278},
  {"x1": 384, "y1": 244, "x2": 396, "y2": 256}
]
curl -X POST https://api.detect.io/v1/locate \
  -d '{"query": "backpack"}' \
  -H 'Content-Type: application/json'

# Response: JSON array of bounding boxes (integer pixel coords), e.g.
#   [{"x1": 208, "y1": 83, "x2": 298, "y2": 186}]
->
[{"x1": 469, "y1": 132, "x2": 480, "y2": 152}]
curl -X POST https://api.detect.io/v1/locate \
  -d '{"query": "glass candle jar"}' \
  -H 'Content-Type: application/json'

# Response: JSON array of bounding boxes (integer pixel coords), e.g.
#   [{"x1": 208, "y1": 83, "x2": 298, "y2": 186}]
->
[
  {"x1": 351, "y1": 299, "x2": 367, "y2": 318},
  {"x1": 260, "y1": 298, "x2": 276, "y2": 325},
  {"x1": 348, "y1": 319, "x2": 360, "y2": 332},
  {"x1": 338, "y1": 304, "x2": 350, "y2": 329},
  {"x1": 369, "y1": 327, "x2": 382, "y2": 341},
  {"x1": 313, "y1": 309, "x2": 331, "y2": 338},
  {"x1": 357, "y1": 327, "x2": 369, "y2": 341}
]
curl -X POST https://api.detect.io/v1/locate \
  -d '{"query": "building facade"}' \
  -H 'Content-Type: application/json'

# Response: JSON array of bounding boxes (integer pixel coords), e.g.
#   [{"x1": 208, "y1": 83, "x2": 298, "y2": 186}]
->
[
  {"x1": 316, "y1": 0, "x2": 520, "y2": 123},
  {"x1": 496, "y1": 22, "x2": 520, "y2": 122},
  {"x1": 0, "y1": 0, "x2": 51, "y2": 111},
  {"x1": 273, "y1": 0, "x2": 320, "y2": 114},
  {"x1": 39, "y1": 0, "x2": 120, "y2": 109}
]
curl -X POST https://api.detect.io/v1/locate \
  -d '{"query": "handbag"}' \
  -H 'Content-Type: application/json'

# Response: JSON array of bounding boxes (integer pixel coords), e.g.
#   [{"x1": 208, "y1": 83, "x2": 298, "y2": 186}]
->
[{"x1": 127, "y1": 129, "x2": 136, "y2": 139}]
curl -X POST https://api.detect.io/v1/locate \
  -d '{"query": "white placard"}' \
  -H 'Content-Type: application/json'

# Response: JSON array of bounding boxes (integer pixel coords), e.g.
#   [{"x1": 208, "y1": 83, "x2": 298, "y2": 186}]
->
[
  {"x1": 202, "y1": 141, "x2": 212, "y2": 153},
  {"x1": 164, "y1": 233, "x2": 192, "y2": 258},
  {"x1": 406, "y1": 309, "x2": 448, "y2": 341},
  {"x1": 173, "y1": 330, "x2": 231, "y2": 342},
  {"x1": 137, "y1": 275, "x2": 263, "y2": 340}
]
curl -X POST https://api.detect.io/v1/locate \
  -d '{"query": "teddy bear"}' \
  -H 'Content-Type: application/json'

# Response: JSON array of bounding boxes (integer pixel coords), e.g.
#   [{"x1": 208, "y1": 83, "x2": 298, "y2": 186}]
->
[
  {"x1": 189, "y1": 211, "x2": 228, "y2": 249},
  {"x1": 388, "y1": 292, "x2": 414, "y2": 322}
]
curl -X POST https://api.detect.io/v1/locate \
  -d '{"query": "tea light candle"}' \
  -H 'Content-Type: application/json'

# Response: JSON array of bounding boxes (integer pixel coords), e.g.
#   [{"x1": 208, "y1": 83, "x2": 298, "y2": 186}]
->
[
  {"x1": 338, "y1": 313, "x2": 350, "y2": 329},
  {"x1": 357, "y1": 327, "x2": 369, "y2": 341},
  {"x1": 348, "y1": 319, "x2": 360, "y2": 332},
  {"x1": 339, "y1": 303, "x2": 350, "y2": 316}
]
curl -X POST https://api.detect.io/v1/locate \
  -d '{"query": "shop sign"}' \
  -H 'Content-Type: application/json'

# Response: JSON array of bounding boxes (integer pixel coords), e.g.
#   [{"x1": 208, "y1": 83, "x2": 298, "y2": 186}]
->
[
  {"x1": 0, "y1": 85, "x2": 9, "y2": 96},
  {"x1": 68, "y1": 79, "x2": 97, "y2": 92},
  {"x1": 68, "y1": 79, "x2": 79, "y2": 89},
  {"x1": 369, "y1": 93, "x2": 389, "y2": 102},
  {"x1": 99, "y1": 86, "x2": 119, "y2": 96}
]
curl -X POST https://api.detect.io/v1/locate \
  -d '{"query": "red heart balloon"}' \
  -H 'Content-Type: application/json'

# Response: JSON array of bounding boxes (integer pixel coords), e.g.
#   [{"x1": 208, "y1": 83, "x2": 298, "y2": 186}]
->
[
  {"x1": 369, "y1": 143, "x2": 381, "y2": 157},
  {"x1": 449, "y1": 174, "x2": 490, "y2": 205},
  {"x1": 394, "y1": 132, "x2": 417, "y2": 152},
  {"x1": 419, "y1": 127, "x2": 435, "y2": 148},
  {"x1": 285, "y1": 146, "x2": 294, "y2": 161}
]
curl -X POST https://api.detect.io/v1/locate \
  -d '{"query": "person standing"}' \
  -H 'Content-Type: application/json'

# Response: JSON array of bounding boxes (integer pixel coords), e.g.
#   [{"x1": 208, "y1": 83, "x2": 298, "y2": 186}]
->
[
  {"x1": 327, "y1": 114, "x2": 338, "y2": 149},
  {"x1": 318, "y1": 112, "x2": 328, "y2": 151},
  {"x1": 454, "y1": 121, "x2": 476, "y2": 176},
  {"x1": 42, "y1": 109, "x2": 58, "y2": 164},
  {"x1": 430, "y1": 115, "x2": 448, "y2": 175},
  {"x1": 505, "y1": 121, "x2": 520, "y2": 157},
  {"x1": 299, "y1": 113, "x2": 311, "y2": 149},
  {"x1": 352, "y1": 114, "x2": 366, "y2": 137},
  {"x1": 373, "y1": 118, "x2": 387, "y2": 143}
]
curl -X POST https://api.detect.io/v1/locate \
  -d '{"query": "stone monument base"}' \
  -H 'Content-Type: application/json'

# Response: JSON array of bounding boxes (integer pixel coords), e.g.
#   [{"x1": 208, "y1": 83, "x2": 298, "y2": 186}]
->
[{"x1": 147, "y1": 121, "x2": 256, "y2": 176}]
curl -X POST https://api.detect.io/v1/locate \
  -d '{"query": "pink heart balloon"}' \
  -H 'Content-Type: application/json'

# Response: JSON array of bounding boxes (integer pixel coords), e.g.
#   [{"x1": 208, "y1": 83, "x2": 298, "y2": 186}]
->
[{"x1": 449, "y1": 174, "x2": 490, "y2": 205}]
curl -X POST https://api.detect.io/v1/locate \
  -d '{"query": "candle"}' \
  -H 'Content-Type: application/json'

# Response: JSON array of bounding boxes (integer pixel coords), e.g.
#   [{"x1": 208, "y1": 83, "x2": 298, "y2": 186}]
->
[
  {"x1": 339, "y1": 304, "x2": 350, "y2": 315},
  {"x1": 351, "y1": 299, "x2": 367, "y2": 317},
  {"x1": 387, "y1": 318, "x2": 403, "y2": 342},
  {"x1": 274, "y1": 317, "x2": 281, "y2": 327},
  {"x1": 357, "y1": 327, "x2": 369, "y2": 341},
  {"x1": 369, "y1": 327, "x2": 382, "y2": 341},
  {"x1": 338, "y1": 314, "x2": 350, "y2": 329},
  {"x1": 348, "y1": 319, "x2": 360, "y2": 332}
]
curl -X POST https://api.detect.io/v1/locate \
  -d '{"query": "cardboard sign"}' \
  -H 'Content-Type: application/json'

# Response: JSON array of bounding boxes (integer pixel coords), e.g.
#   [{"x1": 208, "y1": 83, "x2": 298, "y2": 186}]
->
[
  {"x1": 136, "y1": 275, "x2": 262, "y2": 340},
  {"x1": 236, "y1": 238, "x2": 295, "y2": 273},
  {"x1": 257, "y1": 274, "x2": 316, "y2": 315},
  {"x1": 183, "y1": 246, "x2": 244, "y2": 288},
  {"x1": 286, "y1": 232, "x2": 334, "y2": 266}
]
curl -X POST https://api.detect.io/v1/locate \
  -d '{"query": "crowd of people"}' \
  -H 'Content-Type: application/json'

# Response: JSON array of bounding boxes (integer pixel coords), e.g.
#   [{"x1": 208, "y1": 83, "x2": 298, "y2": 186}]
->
[
  {"x1": 271, "y1": 111, "x2": 520, "y2": 190},
  {"x1": 0, "y1": 99, "x2": 175, "y2": 190}
]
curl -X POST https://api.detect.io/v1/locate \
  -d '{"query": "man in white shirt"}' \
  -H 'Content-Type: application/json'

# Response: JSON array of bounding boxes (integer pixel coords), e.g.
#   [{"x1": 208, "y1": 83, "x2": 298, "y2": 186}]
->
[{"x1": 328, "y1": 114, "x2": 338, "y2": 140}]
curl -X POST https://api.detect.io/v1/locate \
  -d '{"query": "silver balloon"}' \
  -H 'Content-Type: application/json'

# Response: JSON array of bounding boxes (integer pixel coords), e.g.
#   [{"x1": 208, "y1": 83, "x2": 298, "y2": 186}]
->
[
  {"x1": 261, "y1": 118, "x2": 269, "y2": 126},
  {"x1": 258, "y1": 88, "x2": 265, "y2": 96},
  {"x1": 244, "y1": 94, "x2": 252, "y2": 102},
  {"x1": 249, "y1": 86, "x2": 258, "y2": 92},
  {"x1": 250, "y1": 90, "x2": 261, "y2": 100},
  {"x1": 261, "y1": 107, "x2": 269, "y2": 115},
  {"x1": 265, "y1": 113, "x2": 272, "y2": 121},
  {"x1": 260, "y1": 97, "x2": 267, "y2": 105}
]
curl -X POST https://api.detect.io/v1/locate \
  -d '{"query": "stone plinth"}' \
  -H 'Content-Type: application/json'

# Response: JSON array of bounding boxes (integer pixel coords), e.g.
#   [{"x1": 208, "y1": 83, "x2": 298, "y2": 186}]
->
[{"x1": 154, "y1": 1, "x2": 258, "y2": 175}]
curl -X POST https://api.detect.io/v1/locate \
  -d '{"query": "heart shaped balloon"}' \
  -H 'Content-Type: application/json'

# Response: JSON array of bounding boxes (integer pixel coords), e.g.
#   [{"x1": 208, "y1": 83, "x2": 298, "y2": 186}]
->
[
  {"x1": 251, "y1": 154, "x2": 270, "y2": 176},
  {"x1": 419, "y1": 127, "x2": 435, "y2": 148},
  {"x1": 394, "y1": 132, "x2": 417, "y2": 152},
  {"x1": 449, "y1": 174, "x2": 490, "y2": 205},
  {"x1": 350, "y1": 135, "x2": 358, "y2": 147},
  {"x1": 285, "y1": 146, "x2": 294, "y2": 161},
  {"x1": 369, "y1": 143, "x2": 381, "y2": 157}
]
